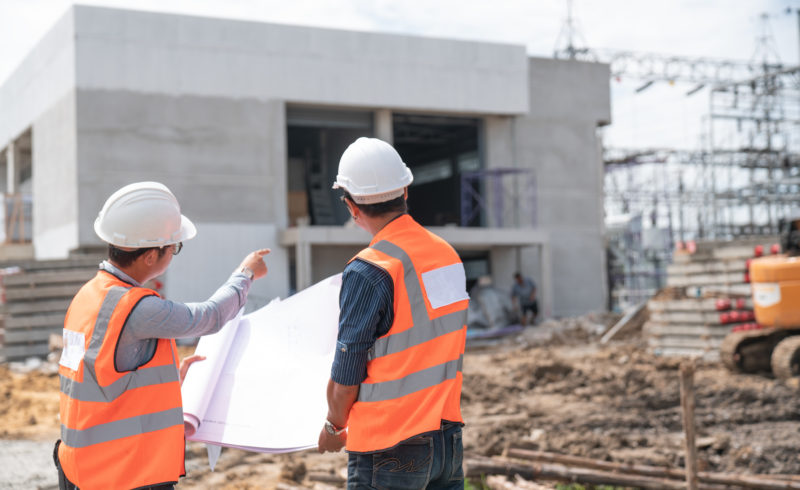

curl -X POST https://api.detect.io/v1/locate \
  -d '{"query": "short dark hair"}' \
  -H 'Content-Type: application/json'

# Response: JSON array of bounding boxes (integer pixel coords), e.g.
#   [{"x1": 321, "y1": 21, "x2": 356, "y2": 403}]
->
[
  {"x1": 342, "y1": 191, "x2": 407, "y2": 218},
  {"x1": 108, "y1": 244, "x2": 168, "y2": 268}
]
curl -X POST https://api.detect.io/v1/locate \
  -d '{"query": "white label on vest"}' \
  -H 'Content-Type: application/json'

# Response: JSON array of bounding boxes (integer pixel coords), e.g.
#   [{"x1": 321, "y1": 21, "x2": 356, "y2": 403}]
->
[
  {"x1": 59, "y1": 329, "x2": 86, "y2": 371},
  {"x1": 422, "y1": 263, "x2": 470, "y2": 309},
  {"x1": 752, "y1": 282, "x2": 780, "y2": 308}
]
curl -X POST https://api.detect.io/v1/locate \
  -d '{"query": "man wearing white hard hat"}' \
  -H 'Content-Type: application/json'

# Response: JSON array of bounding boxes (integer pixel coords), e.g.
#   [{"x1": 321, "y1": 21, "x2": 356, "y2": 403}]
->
[
  {"x1": 54, "y1": 182, "x2": 270, "y2": 490},
  {"x1": 318, "y1": 137, "x2": 470, "y2": 489}
]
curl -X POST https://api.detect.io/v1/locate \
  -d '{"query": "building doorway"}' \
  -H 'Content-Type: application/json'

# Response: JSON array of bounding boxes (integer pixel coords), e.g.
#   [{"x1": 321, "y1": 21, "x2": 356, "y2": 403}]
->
[
  {"x1": 287, "y1": 107, "x2": 373, "y2": 226},
  {"x1": 393, "y1": 114, "x2": 482, "y2": 227}
]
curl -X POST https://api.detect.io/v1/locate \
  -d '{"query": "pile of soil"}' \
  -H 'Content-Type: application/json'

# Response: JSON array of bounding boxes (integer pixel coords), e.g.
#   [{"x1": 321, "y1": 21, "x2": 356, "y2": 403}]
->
[{"x1": 2, "y1": 315, "x2": 799, "y2": 488}]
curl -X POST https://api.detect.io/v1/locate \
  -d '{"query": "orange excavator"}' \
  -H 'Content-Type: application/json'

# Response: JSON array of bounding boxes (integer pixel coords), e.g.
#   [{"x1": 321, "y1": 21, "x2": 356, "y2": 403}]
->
[{"x1": 721, "y1": 216, "x2": 800, "y2": 378}]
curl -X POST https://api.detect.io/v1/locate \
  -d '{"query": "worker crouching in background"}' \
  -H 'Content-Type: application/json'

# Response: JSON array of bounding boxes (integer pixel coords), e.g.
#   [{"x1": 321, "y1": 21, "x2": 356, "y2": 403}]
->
[
  {"x1": 54, "y1": 182, "x2": 270, "y2": 490},
  {"x1": 317, "y1": 137, "x2": 470, "y2": 489}
]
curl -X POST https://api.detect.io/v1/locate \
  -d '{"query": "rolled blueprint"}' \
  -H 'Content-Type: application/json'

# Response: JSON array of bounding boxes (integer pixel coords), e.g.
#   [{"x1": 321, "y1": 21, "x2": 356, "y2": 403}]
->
[{"x1": 181, "y1": 308, "x2": 245, "y2": 436}]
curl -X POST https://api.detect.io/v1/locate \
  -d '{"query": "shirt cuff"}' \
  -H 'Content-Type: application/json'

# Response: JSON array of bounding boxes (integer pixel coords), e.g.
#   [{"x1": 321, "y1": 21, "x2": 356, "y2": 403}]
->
[{"x1": 331, "y1": 343, "x2": 368, "y2": 386}]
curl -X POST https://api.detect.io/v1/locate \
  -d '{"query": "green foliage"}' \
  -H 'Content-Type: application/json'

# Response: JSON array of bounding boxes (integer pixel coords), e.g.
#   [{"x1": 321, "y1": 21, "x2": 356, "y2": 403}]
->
[
  {"x1": 464, "y1": 476, "x2": 490, "y2": 490},
  {"x1": 555, "y1": 484, "x2": 627, "y2": 490}
]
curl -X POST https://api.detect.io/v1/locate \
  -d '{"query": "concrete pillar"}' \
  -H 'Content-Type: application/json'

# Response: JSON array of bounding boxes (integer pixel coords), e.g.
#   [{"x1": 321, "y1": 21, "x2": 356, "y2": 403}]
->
[
  {"x1": 6, "y1": 140, "x2": 18, "y2": 194},
  {"x1": 375, "y1": 109, "x2": 393, "y2": 144},
  {"x1": 540, "y1": 242, "x2": 554, "y2": 319},
  {"x1": 295, "y1": 234, "x2": 312, "y2": 291}
]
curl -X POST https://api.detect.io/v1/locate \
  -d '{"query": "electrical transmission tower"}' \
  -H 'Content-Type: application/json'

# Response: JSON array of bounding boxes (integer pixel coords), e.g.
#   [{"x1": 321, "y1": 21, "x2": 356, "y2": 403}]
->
[{"x1": 555, "y1": 1, "x2": 800, "y2": 310}]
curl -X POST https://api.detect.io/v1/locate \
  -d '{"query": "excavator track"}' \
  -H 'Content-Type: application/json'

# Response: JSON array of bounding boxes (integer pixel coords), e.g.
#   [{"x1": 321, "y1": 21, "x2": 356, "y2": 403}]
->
[
  {"x1": 720, "y1": 328, "x2": 789, "y2": 374},
  {"x1": 771, "y1": 335, "x2": 800, "y2": 380}
]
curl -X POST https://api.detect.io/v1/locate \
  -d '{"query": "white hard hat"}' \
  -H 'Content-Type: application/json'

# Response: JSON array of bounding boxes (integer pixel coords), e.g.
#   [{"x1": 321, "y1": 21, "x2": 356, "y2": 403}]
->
[
  {"x1": 94, "y1": 182, "x2": 197, "y2": 248},
  {"x1": 332, "y1": 137, "x2": 414, "y2": 204}
]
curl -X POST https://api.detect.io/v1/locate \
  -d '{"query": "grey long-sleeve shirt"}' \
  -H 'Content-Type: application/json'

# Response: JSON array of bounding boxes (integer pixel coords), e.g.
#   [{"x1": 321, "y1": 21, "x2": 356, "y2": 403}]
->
[{"x1": 98, "y1": 261, "x2": 252, "y2": 372}]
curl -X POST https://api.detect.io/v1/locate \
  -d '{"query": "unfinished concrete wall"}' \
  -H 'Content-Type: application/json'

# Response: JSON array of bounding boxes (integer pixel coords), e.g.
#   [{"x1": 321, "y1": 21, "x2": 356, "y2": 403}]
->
[
  {"x1": 32, "y1": 92, "x2": 79, "y2": 259},
  {"x1": 70, "y1": 5, "x2": 528, "y2": 115},
  {"x1": 73, "y1": 89, "x2": 288, "y2": 297},
  {"x1": 74, "y1": 90, "x2": 285, "y2": 244},
  {"x1": 0, "y1": 9, "x2": 78, "y2": 259},
  {"x1": 515, "y1": 57, "x2": 611, "y2": 317},
  {"x1": 164, "y1": 222, "x2": 287, "y2": 311},
  {"x1": 0, "y1": 9, "x2": 75, "y2": 148}
]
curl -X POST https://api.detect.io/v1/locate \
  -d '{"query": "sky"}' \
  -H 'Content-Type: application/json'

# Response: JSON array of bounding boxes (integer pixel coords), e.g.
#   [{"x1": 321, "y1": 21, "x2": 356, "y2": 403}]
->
[{"x1": 0, "y1": 0, "x2": 798, "y2": 151}]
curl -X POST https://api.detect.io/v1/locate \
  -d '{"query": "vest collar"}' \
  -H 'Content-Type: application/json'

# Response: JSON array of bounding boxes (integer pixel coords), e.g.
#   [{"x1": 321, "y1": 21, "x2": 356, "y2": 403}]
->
[
  {"x1": 99, "y1": 261, "x2": 141, "y2": 288},
  {"x1": 369, "y1": 213, "x2": 413, "y2": 246}
]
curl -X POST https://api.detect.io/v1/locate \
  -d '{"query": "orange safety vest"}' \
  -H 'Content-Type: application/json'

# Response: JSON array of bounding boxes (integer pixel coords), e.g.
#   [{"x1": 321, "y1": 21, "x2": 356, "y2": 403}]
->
[
  {"x1": 345, "y1": 214, "x2": 469, "y2": 453},
  {"x1": 58, "y1": 269, "x2": 185, "y2": 490}
]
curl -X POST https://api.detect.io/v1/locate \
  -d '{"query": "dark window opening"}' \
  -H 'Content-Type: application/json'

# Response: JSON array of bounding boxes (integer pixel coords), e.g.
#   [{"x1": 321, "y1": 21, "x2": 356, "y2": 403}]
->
[
  {"x1": 461, "y1": 251, "x2": 491, "y2": 293},
  {"x1": 393, "y1": 114, "x2": 482, "y2": 227},
  {"x1": 287, "y1": 107, "x2": 373, "y2": 226}
]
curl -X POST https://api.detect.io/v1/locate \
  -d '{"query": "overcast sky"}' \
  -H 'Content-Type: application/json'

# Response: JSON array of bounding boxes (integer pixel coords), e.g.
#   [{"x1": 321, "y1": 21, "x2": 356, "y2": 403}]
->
[{"x1": 1, "y1": 0, "x2": 798, "y2": 150}]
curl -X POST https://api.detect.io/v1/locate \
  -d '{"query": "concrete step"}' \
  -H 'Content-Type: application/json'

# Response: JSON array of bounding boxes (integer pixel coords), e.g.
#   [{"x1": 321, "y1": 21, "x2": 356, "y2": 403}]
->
[
  {"x1": 0, "y1": 343, "x2": 50, "y2": 362},
  {"x1": 0, "y1": 326, "x2": 62, "y2": 343},
  {"x1": 4, "y1": 313, "x2": 65, "y2": 329},
  {"x1": 4, "y1": 284, "x2": 84, "y2": 301},
  {"x1": 2, "y1": 269, "x2": 95, "y2": 288},
  {"x1": 0, "y1": 258, "x2": 100, "y2": 362},
  {"x1": 0, "y1": 299, "x2": 72, "y2": 315}
]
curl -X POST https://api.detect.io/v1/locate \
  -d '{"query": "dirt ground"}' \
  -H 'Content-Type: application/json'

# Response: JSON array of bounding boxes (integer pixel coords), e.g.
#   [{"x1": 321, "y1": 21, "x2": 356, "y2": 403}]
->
[{"x1": 3, "y1": 313, "x2": 800, "y2": 489}]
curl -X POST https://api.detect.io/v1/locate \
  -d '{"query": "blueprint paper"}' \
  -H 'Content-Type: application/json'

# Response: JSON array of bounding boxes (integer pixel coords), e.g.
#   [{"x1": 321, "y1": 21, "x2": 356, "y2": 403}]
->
[
  {"x1": 182, "y1": 308, "x2": 244, "y2": 437},
  {"x1": 181, "y1": 274, "x2": 341, "y2": 453}
]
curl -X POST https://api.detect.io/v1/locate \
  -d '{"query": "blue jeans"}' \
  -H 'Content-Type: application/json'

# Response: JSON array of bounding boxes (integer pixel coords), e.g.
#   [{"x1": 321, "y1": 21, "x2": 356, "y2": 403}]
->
[{"x1": 347, "y1": 422, "x2": 464, "y2": 490}]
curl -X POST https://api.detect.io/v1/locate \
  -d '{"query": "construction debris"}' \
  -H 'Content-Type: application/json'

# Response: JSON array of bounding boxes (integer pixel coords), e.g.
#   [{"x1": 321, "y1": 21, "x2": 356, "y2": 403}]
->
[
  {"x1": 4, "y1": 310, "x2": 800, "y2": 488},
  {"x1": 644, "y1": 238, "x2": 779, "y2": 359},
  {"x1": 0, "y1": 255, "x2": 101, "y2": 362}
]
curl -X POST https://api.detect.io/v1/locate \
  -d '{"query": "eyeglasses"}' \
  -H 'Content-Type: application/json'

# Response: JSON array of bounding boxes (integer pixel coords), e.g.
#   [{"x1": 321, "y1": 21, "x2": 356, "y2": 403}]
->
[{"x1": 165, "y1": 242, "x2": 183, "y2": 256}]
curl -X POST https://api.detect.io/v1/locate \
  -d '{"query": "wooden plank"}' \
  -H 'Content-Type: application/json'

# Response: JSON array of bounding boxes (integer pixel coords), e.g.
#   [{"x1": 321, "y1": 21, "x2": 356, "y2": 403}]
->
[
  {"x1": 4, "y1": 284, "x2": 83, "y2": 301},
  {"x1": 680, "y1": 361, "x2": 699, "y2": 490},
  {"x1": 4, "y1": 313, "x2": 65, "y2": 329},
  {"x1": 2, "y1": 269, "x2": 95, "y2": 287},
  {"x1": 0, "y1": 298, "x2": 72, "y2": 315}
]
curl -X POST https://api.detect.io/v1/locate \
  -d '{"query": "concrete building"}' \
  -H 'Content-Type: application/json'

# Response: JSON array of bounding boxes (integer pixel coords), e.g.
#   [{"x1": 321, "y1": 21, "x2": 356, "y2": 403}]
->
[{"x1": 0, "y1": 5, "x2": 610, "y2": 317}]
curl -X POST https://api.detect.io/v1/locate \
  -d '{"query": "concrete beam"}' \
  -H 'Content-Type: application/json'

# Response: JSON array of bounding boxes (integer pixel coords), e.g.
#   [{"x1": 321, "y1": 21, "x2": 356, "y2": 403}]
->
[
  {"x1": 375, "y1": 109, "x2": 393, "y2": 144},
  {"x1": 281, "y1": 225, "x2": 554, "y2": 319}
]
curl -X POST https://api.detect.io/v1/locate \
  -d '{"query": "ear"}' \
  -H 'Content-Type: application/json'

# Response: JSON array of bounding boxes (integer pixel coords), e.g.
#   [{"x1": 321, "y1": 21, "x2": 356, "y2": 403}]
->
[
  {"x1": 345, "y1": 198, "x2": 359, "y2": 219},
  {"x1": 142, "y1": 249, "x2": 159, "y2": 266}
]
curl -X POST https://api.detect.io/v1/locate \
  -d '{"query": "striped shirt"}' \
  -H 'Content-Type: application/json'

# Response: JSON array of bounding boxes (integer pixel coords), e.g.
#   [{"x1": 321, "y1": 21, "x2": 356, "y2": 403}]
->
[
  {"x1": 99, "y1": 261, "x2": 252, "y2": 372},
  {"x1": 331, "y1": 258, "x2": 394, "y2": 386}
]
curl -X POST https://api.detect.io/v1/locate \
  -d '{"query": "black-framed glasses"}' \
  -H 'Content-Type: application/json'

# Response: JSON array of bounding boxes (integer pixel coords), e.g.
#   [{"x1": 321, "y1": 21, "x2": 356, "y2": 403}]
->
[{"x1": 171, "y1": 242, "x2": 183, "y2": 256}]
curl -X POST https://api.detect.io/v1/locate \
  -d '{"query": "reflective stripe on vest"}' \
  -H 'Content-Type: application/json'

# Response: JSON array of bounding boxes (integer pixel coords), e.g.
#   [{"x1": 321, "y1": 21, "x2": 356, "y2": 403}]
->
[
  {"x1": 62, "y1": 407, "x2": 184, "y2": 448},
  {"x1": 345, "y1": 215, "x2": 468, "y2": 453},
  {"x1": 59, "y1": 286, "x2": 180, "y2": 405},
  {"x1": 58, "y1": 271, "x2": 185, "y2": 489},
  {"x1": 358, "y1": 354, "x2": 463, "y2": 403},
  {"x1": 366, "y1": 240, "x2": 467, "y2": 363}
]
